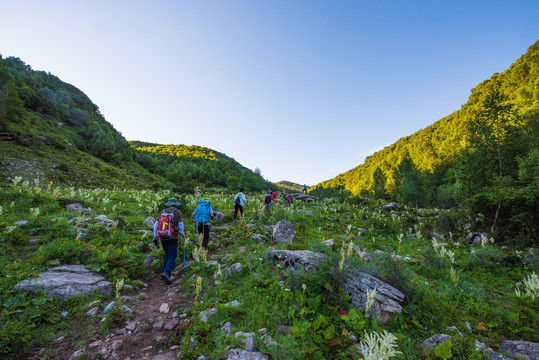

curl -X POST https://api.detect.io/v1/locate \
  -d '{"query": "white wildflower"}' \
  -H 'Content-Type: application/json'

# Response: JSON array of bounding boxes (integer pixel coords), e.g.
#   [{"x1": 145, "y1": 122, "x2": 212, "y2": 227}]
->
[
  {"x1": 521, "y1": 273, "x2": 539, "y2": 300},
  {"x1": 361, "y1": 330, "x2": 402, "y2": 360},
  {"x1": 365, "y1": 289, "x2": 377, "y2": 315}
]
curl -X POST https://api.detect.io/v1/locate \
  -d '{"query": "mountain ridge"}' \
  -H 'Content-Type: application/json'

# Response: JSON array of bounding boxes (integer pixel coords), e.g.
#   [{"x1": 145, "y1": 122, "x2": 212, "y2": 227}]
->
[{"x1": 312, "y1": 40, "x2": 539, "y2": 195}]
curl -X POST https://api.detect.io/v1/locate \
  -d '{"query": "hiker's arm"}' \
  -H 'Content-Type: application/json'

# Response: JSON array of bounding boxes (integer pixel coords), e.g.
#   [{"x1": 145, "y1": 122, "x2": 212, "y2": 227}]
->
[
  {"x1": 153, "y1": 221, "x2": 158, "y2": 238},
  {"x1": 178, "y1": 221, "x2": 184, "y2": 235}
]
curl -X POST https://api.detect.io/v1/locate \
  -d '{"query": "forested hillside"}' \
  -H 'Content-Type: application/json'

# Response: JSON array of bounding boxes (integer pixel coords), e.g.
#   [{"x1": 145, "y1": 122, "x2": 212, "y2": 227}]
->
[
  {"x1": 313, "y1": 40, "x2": 538, "y2": 196},
  {"x1": 130, "y1": 141, "x2": 270, "y2": 193},
  {"x1": 0, "y1": 55, "x2": 268, "y2": 192}
]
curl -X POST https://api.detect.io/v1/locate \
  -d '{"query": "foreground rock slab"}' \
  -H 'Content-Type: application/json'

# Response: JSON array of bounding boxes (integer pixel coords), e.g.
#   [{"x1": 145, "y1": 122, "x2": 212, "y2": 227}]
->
[
  {"x1": 267, "y1": 249, "x2": 404, "y2": 324},
  {"x1": 13, "y1": 265, "x2": 112, "y2": 300}
]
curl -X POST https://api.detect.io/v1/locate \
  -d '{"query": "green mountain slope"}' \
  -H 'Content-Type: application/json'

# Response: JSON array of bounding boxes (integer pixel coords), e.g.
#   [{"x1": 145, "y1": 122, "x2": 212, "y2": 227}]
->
[
  {"x1": 0, "y1": 55, "x2": 268, "y2": 191},
  {"x1": 130, "y1": 141, "x2": 269, "y2": 191},
  {"x1": 313, "y1": 40, "x2": 539, "y2": 195},
  {"x1": 0, "y1": 56, "x2": 161, "y2": 188},
  {"x1": 274, "y1": 180, "x2": 308, "y2": 193}
]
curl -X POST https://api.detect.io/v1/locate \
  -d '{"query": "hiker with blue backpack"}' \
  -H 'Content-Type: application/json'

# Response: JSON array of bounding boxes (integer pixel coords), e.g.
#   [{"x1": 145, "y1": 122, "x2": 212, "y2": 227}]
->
[
  {"x1": 191, "y1": 199, "x2": 214, "y2": 250},
  {"x1": 233, "y1": 188, "x2": 247, "y2": 221},
  {"x1": 153, "y1": 198, "x2": 184, "y2": 285}
]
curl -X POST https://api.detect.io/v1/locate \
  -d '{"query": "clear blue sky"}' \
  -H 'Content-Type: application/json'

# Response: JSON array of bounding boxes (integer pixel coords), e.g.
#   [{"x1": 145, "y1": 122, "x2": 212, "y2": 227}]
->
[{"x1": 1, "y1": 1, "x2": 538, "y2": 185}]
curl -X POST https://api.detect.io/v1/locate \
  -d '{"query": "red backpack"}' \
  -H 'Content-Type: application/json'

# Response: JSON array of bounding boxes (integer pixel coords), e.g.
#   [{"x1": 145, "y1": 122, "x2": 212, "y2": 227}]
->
[{"x1": 157, "y1": 209, "x2": 176, "y2": 239}]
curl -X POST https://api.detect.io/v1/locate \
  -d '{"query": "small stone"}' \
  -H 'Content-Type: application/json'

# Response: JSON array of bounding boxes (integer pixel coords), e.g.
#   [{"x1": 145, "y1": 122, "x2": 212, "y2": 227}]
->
[
  {"x1": 159, "y1": 303, "x2": 170, "y2": 314},
  {"x1": 153, "y1": 320, "x2": 164, "y2": 331},
  {"x1": 164, "y1": 319, "x2": 179, "y2": 331},
  {"x1": 142, "y1": 346, "x2": 153, "y2": 352},
  {"x1": 86, "y1": 307, "x2": 99, "y2": 316},
  {"x1": 88, "y1": 340, "x2": 102, "y2": 349},
  {"x1": 68, "y1": 349, "x2": 84, "y2": 360},
  {"x1": 115, "y1": 328, "x2": 126, "y2": 335},
  {"x1": 126, "y1": 321, "x2": 137, "y2": 331},
  {"x1": 111, "y1": 340, "x2": 123, "y2": 351},
  {"x1": 56, "y1": 336, "x2": 65, "y2": 343}
]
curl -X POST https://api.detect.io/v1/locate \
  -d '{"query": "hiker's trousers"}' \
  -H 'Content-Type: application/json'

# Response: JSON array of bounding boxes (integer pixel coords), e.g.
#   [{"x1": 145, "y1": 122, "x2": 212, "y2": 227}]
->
[
  {"x1": 161, "y1": 239, "x2": 178, "y2": 276},
  {"x1": 197, "y1": 223, "x2": 210, "y2": 250}
]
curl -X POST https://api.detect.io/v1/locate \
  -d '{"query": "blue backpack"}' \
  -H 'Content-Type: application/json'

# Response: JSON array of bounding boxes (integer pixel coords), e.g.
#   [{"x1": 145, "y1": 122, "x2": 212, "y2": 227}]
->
[{"x1": 195, "y1": 199, "x2": 211, "y2": 224}]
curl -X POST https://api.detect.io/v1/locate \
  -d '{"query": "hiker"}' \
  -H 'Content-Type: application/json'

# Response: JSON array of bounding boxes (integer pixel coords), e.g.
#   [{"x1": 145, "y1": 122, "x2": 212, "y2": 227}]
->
[
  {"x1": 153, "y1": 198, "x2": 184, "y2": 285},
  {"x1": 286, "y1": 194, "x2": 293, "y2": 204},
  {"x1": 303, "y1": 184, "x2": 307, "y2": 193},
  {"x1": 233, "y1": 188, "x2": 247, "y2": 220},
  {"x1": 270, "y1": 191, "x2": 278, "y2": 202},
  {"x1": 264, "y1": 191, "x2": 272, "y2": 211},
  {"x1": 191, "y1": 199, "x2": 214, "y2": 250}
]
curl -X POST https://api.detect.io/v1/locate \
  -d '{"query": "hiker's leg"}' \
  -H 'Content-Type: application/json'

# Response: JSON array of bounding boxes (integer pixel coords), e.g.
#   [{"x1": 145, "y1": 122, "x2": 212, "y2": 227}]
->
[
  {"x1": 239, "y1": 205, "x2": 243, "y2": 219},
  {"x1": 197, "y1": 223, "x2": 203, "y2": 235},
  {"x1": 234, "y1": 204, "x2": 239, "y2": 219},
  {"x1": 163, "y1": 240, "x2": 178, "y2": 276},
  {"x1": 201, "y1": 224, "x2": 210, "y2": 249}
]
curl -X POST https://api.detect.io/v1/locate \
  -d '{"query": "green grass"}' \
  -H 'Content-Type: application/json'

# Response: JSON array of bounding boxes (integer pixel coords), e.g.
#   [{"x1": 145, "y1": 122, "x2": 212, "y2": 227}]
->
[{"x1": 0, "y1": 181, "x2": 537, "y2": 359}]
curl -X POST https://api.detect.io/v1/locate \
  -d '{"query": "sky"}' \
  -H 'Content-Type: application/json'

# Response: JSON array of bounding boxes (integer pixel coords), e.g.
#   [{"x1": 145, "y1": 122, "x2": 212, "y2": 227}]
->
[{"x1": 1, "y1": 1, "x2": 538, "y2": 185}]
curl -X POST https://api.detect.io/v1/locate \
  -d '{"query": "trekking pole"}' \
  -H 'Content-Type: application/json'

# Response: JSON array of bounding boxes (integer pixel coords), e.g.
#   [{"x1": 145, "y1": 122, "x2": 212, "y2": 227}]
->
[{"x1": 182, "y1": 234, "x2": 186, "y2": 268}]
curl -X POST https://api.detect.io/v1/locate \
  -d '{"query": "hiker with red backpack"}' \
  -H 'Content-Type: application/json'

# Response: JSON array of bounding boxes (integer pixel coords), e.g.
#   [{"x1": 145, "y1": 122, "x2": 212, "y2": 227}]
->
[
  {"x1": 153, "y1": 198, "x2": 184, "y2": 285},
  {"x1": 191, "y1": 199, "x2": 214, "y2": 250}
]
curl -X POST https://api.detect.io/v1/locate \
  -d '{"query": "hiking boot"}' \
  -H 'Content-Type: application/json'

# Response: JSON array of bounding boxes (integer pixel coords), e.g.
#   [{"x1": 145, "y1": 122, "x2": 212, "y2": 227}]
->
[{"x1": 161, "y1": 272, "x2": 172, "y2": 285}]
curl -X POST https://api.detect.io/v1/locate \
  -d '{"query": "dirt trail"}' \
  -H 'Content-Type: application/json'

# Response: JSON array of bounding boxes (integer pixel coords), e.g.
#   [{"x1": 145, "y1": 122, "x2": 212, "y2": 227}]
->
[{"x1": 55, "y1": 268, "x2": 192, "y2": 360}]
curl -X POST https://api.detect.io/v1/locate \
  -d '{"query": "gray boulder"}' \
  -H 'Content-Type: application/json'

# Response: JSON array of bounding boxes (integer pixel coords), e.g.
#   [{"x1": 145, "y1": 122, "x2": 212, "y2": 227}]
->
[
  {"x1": 342, "y1": 270, "x2": 405, "y2": 324},
  {"x1": 266, "y1": 249, "x2": 404, "y2": 324},
  {"x1": 421, "y1": 334, "x2": 452, "y2": 357},
  {"x1": 266, "y1": 250, "x2": 323, "y2": 272},
  {"x1": 500, "y1": 340, "x2": 539, "y2": 360},
  {"x1": 213, "y1": 211, "x2": 225, "y2": 222},
  {"x1": 296, "y1": 210, "x2": 314, "y2": 216},
  {"x1": 66, "y1": 203, "x2": 90, "y2": 213},
  {"x1": 226, "y1": 263, "x2": 244, "y2": 277},
  {"x1": 288, "y1": 193, "x2": 315, "y2": 202},
  {"x1": 13, "y1": 265, "x2": 111, "y2": 300},
  {"x1": 382, "y1": 202, "x2": 400, "y2": 211},
  {"x1": 144, "y1": 217, "x2": 156, "y2": 229},
  {"x1": 235, "y1": 332, "x2": 256, "y2": 352},
  {"x1": 322, "y1": 239, "x2": 335, "y2": 246},
  {"x1": 475, "y1": 340, "x2": 513, "y2": 360},
  {"x1": 267, "y1": 220, "x2": 296, "y2": 244}
]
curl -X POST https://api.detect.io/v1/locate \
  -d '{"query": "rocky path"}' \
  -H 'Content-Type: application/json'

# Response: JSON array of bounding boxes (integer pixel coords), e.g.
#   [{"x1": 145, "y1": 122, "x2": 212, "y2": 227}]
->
[
  {"x1": 90, "y1": 270, "x2": 191, "y2": 360},
  {"x1": 49, "y1": 268, "x2": 192, "y2": 360}
]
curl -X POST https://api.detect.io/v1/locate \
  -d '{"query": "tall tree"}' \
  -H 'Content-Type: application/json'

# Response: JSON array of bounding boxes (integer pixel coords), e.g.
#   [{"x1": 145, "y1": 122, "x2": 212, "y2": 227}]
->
[{"x1": 456, "y1": 84, "x2": 523, "y2": 233}]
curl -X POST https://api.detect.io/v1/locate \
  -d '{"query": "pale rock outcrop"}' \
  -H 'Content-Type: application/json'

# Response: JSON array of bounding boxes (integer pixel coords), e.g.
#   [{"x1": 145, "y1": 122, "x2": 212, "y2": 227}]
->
[
  {"x1": 13, "y1": 265, "x2": 111, "y2": 300},
  {"x1": 500, "y1": 340, "x2": 539, "y2": 360}
]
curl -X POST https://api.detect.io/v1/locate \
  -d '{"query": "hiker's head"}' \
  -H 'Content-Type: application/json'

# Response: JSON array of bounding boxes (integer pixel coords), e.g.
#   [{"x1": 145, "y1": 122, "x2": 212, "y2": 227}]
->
[
  {"x1": 164, "y1": 198, "x2": 181, "y2": 207},
  {"x1": 239, "y1": 187, "x2": 244, "y2": 192}
]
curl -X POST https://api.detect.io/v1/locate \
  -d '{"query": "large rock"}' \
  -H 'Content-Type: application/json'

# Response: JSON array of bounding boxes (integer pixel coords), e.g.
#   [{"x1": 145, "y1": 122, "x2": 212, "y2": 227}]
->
[
  {"x1": 266, "y1": 249, "x2": 404, "y2": 324},
  {"x1": 66, "y1": 203, "x2": 90, "y2": 213},
  {"x1": 266, "y1": 250, "x2": 323, "y2": 272},
  {"x1": 144, "y1": 217, "x2": 156, "y2": 229},
  {"x1": 267, "y1": 220, "x2": 296, "y2": 244},
  {"x1": 213, "y1": 211, "x2": 225, "y2": 222},
  {"x1": 342, "y1": 270, "x2": 405, "y2": 324},
  {"x1": 12, "y1": 265, "x2": 112, "y2": 300},
  {"x1": 420, "y1": 334, "x2": 452, "y2": 357},
  {"x1": 382, "y1": 202, "x2": 400, "y2": 211},
  {"x1": 296, "y1": 210, "x2": 314, "y2": 216},
  {"x1": 475, "y1": 340, "x2": 513, "y2": 360},
  {"x1": 288, "y1": 193, "x2": 316, "y2": 202},
  {"x1": 500, "y1": 340, "x2": 539, "y2": 360}
]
